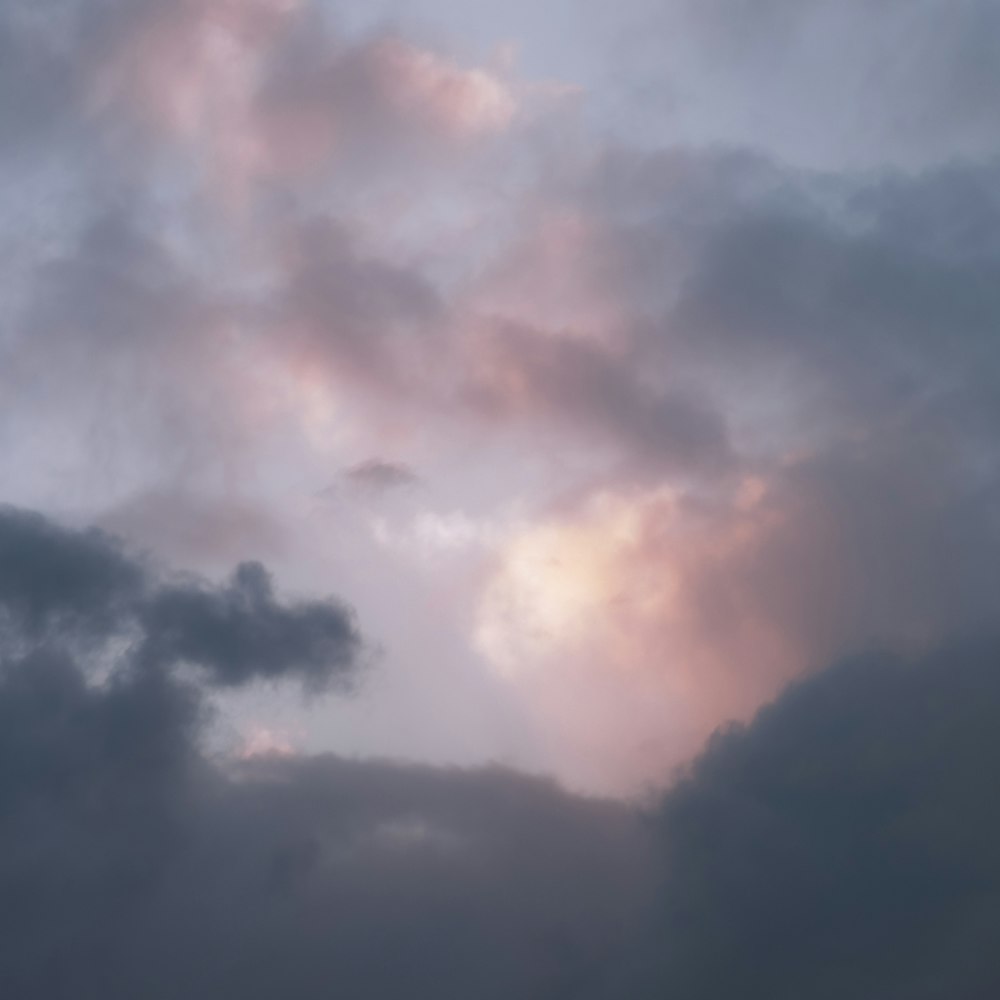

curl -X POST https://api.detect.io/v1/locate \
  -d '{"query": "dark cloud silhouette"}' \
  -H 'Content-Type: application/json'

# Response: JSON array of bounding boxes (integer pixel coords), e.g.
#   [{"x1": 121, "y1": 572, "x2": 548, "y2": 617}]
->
[
  {"x1": 0, "y1": 514, "x2": 651, "y2": 997},
  {"x1": 2, "y1": 2, "x2": 1000, "y2": 994},
  {"x1": 0, "y1": 505, "x2": 142, "y2": 641},
  {"x1": 138, "y1": 561, "x2": 363, "y2": 690},
  {"x1": 632, "y1": 636, "x2": 1000, "y2": 999},
  {"x1": 0, "y1": 506, "x2": 363, "y2": 690},
  {"x1": 4, "y1": 515, "x2": 1000, "y2": 997}
]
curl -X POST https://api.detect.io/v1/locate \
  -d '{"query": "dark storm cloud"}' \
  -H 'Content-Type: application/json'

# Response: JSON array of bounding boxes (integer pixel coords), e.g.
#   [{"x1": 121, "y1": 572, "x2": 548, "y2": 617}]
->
[
  {"x1": 632, "y1": 635, "x2": 1000, "y2": 999},
  {"x1": 0, "y1": 529, "x2": 651, "y2": 997},
  {"x1": 0, "y1": 505, "x2": 141, "y2": 641},
  {"x1": 0, "y1": 506, "x2": 363, "y2": 690},
  {"x1": 138, "y1": 561, "x2": 363, "y2": 690},
  {"x1": 5, "y1": 512, "x2": 1000, "y2": 997},
  {"x1": 4, "y1": 0, "x2": 1000, "y2": 993}
]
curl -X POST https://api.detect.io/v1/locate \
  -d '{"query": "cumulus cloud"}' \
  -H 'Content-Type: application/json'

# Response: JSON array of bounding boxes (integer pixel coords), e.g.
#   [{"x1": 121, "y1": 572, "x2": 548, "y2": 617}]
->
[
  {"x1": 0, "y1": 511, "x2": 650, "y2": 997},
  {"x1": 0, "y1": 506, "x2": 142, "y2": 642},
  {"x1": 455, "y1": 147, "x2": 1000, "y2": 789},
  {"x1": 4, "y1": 512, "x2": 1000, "y2": 997},
  {"x1": 0, "y1": 505, "x2": 363, "y2": 690},
  {"x1": 138, "y1": 560, "x2": 363, "y2": 689},
  {"x1": 632, "y1": 635, "x2": 1000, "y2": 998},
  {"x1": 4, "y1": 3, "x2": 1000, "y2": 992}
]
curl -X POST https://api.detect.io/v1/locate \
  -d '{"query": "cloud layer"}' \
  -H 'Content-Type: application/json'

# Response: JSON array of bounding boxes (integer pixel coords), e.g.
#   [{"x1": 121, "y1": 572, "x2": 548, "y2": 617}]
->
[
  {"x1": 3, "y1": 2, "x2": 1000, "y2": 992},
  {"x1": 3, "y1": 510, "x2": 1000, "y2": 997}
]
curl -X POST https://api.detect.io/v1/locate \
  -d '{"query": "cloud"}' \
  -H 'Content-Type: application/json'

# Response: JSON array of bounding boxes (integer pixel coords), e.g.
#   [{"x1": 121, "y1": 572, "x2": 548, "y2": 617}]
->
[
  {"x1": 85, "y1": 0, "x2": 518, "y2": 200},
  {"x1": 0, "y1": 200, "x2": 307, "y2": 506},
  {"x1": 632, "y1": 635, "x2": 1000, "y2": 997},
  {"x1": 276, "y1": 217, "x2": 443, "y2": 394},
  {"x1": 465, "y1": 319, "x2": 733, "y2": 474},
  {"x1": 2, "y1": 14, "x2": 998, "y2": 996},
  {"x1": 246, "y1": 144, "x2": 1000, "y2": 793},
  {"x1": 4, "y1": 507, "x2": 1000, "y2": 997},
  {"x1": 138, "y1": 561, "x2": 363, "y2": 690},
  {"x1": 0, "y1": 511, "x2": 651, "y2": 996},
  {"x1": 343, "y1": 459, "x2": 420, "y2": 493},
  {"x1": 615, "y1": 0, "x2": 1000, "y2": 168},
  {"x1": 475, "y1": 377, "x2": 1000, "y2": 793},
  {"x1": 0, "y1": 3, "x2": 79, "y2": 151},
  {"x1": 474, "y1": 481, "x2": 793, "y2": 792},
  {"x1": 255, "y1": 22, "x2": 518, "y2": 163},
  {"x1": 0, "y1": 505, "x2": 364, "y2": 691},
  {"x1": 97, "y1": 488, "x2": 286, "y2": 568},
  {"x1": 0, "y1": 506, "x2": 142, "y2": 642}
]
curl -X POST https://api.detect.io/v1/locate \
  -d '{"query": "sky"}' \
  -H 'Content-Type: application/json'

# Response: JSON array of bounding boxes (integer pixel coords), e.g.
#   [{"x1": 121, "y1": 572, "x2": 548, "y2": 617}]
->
[{"x1": 3, "y1": 0, "x2": 1000, "y2": 996}]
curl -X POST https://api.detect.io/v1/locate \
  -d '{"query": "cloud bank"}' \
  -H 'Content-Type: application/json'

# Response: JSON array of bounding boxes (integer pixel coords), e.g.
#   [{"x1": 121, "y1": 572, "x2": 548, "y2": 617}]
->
[
  {"x1": 3, "y1": 509, "x2": 1000, "y2": 997},
  {"x1": 3, "y1": 0, "x2": 1000, "y2": 992}
]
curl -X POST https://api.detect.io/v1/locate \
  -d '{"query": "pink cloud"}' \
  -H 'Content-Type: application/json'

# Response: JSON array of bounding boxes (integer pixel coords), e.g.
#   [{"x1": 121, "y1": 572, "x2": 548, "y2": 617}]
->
[
  {"x1": 368, "y1": 36, "x2": 516, "y2": 138},
  {"x1": 474, "y1": 480, "x2": 795, "y2": 793},
  {"x1": 90, "y1": 0, "x2": 518, "y2": 204}
]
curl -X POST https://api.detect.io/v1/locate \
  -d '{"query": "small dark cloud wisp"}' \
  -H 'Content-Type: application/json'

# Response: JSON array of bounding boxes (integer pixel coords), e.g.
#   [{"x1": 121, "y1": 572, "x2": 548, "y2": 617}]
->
[{"x1": 343, "y1": 459, "x2": 421, "y2": 494}]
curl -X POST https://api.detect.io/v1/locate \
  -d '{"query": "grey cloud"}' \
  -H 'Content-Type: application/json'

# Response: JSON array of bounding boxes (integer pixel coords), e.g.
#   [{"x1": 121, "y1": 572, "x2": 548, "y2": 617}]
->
[
  {"x1": 631, "y1": 635, "x2": 1000, "y2": 998},
  {"x1": 0, "y1": 6, "x2": 77, "y2": 151},
  {"x1": 658, "y1": 160, "x2": 1000, "y2": 485},
  {"x1": 677, "y1": 434, "x2": 1000, "y2": 682},
  {"x1": 97, "y1": 489, "x2": 286, "y2": 568},
  {"x1": 139, "y1": 561, "x2": 363, "y2": 690},
  {"x1": 5, "y1": 509, "x2": 1000, "y2": 998},
  {"x1": 617, "y1": 0, "x2": 1000, "y2": 168},
  {"x1": 280, "y1": 218, "x2": 443, "y2": 393},
  {"x1": 0, "y1": 562, "x2": 651, "y2": 999},
  {"x1": 0, "y1": 0, "x2": 167, "y2": 156},
  {"x1": 0, "y1": 506, "x2": 364, "y2": 691},
  {"x1": 26, "y1": 211, "x2": 200, "y2": 351},
  {"x1": 0, "y1": 505, "x2": 142, "y2": 642},
  {"x1": 555, "y1": 148, "x2": 1000, "y2": 461},
  {"x1": 469, "y1": 320, "x2": 733, "y2": 474},
  {"x1": 344, "y1": 459, "x2": 420, "y2": 493},
  {"x1": 256, "y1": 17, "x2": 513, "y2": 171},
  {"x1": 0, "y1": 201, "x2": 264, "y2": 498},
  {"x1": 600, "y1": 154, "x2": 1000, "y2": 671}
]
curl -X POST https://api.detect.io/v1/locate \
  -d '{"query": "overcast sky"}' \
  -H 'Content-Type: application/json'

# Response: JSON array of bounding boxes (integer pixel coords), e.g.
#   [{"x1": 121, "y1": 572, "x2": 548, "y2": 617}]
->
[{"x1": 3, "y1": 1, "x2": 1000, "y2": 996}]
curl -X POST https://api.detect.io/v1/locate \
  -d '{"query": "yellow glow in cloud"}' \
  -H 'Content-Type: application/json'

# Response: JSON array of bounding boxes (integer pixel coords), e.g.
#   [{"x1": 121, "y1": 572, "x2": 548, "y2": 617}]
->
[
  {"x1": 475, "y1": 490, "x2": 681, "y2": 678},
  {"x1": 473, "y1": 482, "x2": 799, "y2": 794}
]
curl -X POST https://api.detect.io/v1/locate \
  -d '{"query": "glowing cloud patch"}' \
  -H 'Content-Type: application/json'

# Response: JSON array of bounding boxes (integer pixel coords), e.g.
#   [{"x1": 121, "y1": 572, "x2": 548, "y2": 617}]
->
[{"x1": 372, "y1": 37, "x2": 517, "y2": 138}]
